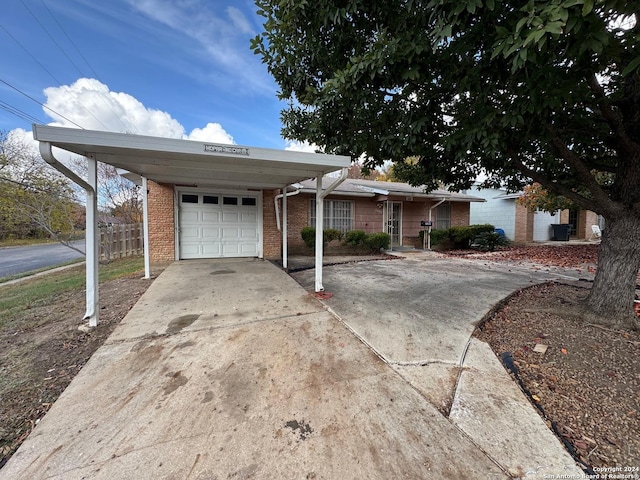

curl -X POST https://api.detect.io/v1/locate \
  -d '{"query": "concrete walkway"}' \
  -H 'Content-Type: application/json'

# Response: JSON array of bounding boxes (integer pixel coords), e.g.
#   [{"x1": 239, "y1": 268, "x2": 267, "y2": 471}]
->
[
  {"x1": 291, "y1": 252, "x2": 586, "y2": 478},
  {"x1": 1, "y1": 256, "x2": 584, "y2": 479}
]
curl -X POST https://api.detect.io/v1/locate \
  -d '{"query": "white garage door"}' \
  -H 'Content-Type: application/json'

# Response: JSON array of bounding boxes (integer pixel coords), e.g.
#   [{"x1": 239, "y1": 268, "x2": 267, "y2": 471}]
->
[{"x1": 178, "y1": 191, "x2": 259, "y2": 259}]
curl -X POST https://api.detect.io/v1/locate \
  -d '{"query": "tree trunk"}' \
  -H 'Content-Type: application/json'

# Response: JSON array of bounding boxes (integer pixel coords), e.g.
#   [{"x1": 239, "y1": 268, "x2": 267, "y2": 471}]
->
[{"x1": 586, "y1": 214, "x2": 640, "y2": 330}]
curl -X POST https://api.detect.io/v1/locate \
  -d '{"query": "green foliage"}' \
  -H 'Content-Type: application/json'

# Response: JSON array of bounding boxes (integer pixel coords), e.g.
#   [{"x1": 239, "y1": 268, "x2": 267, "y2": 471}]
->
[
  {"x1": 344, "y1": 229, "x2": 367, "y2": 246},
  {"x1": 448, "y1": 225, "x2": 495, "y2": 248},
  {"x1": 0, "y1": 131, "x2": 78, "y2": 241},
  {"x1": 255, "y1": 0, "x2": 640, "y2": 320},
  {"x1": 301, "y1": 226, "x2": 316, "y2": 249},
  {"x1": 363, "y1": 232, "x2": 390, "y2": 252},
  {"x1": 301, "y1": 227, "x2": 343, "y2": 249},
  {"x1": 324, "y1": 228, "x2": 343, "y2": 244},
  {"x1": 253, "y1": 0, "x2": 639, "y2": 214},
  {"x1": 419, "y1": 229, "x2": 447, "y2": 247},
  {"x1": 472, "y1": 231, "x2": 511, "y2": 252},
  {"x1": 419, "y1": 225, "x2": 494, "y2": 249}
]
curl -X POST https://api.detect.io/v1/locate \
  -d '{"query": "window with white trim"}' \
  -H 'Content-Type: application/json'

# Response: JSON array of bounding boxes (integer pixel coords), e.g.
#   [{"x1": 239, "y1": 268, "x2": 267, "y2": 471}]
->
[
  {"x1": 435, "y1": 203, "x2": 451, "y2": 230},
  {"x1": 310, "y1": 199, "x2": 354, "y2": 232}
]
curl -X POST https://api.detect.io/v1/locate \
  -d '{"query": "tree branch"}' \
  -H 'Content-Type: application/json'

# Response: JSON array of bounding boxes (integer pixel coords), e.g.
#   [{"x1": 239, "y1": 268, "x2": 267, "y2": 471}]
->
[{"x1": 586, "y1": 73, "x2": 639, "y2": 156}]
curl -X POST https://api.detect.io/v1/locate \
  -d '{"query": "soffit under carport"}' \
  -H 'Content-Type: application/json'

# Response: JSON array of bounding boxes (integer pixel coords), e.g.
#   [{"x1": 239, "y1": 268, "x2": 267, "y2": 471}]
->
[{"x1": 32, "y1": 125, "x2": 351, "y2": 189}]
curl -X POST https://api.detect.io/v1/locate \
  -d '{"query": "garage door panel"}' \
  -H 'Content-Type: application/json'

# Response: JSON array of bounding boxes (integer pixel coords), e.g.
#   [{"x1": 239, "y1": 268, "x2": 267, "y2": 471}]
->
[
  {"x1": 241, "y1": 212, "x2": 257, "y2": 223},
  {"x1": 222, "y1": 212, "x2": 239, "y2": 222},
  {"x1": 202, "y1": 244, "x2": 221, "y2": 255},
  {"x1": 180, "y1": 227, "x2": 201, "y2": 239},
  {"x1": 179, "y1": 191, "x2": 259, "y2": 259},
  {"x1": 241, "y1": 228, "x2": 257, "y2": 238},
  {"x1": 221, "y1": 227, "x2": 239, "y2": 239},
  {"x1": 181, "y1": 210, "x2": 199, "y2": 223},
  {"x1": 239, "y1": 244, "x2": 258, "y2": 255},
  {"x1": 202, "y1": 227, "x2": 221, "y2": 239},
  {"x1": 202, "y1": 211, "x2": 221, "y2": 222}
]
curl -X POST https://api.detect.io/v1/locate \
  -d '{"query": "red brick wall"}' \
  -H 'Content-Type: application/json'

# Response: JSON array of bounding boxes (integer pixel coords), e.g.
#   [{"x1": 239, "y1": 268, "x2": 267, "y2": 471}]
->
[
  {"x1": 451, "y1": 202, "x2": 470, "y2": 226},
  {"x1": 263, "y1": 189, "x2": 281, "y2": 259},
  {"x1": 147, "y1": 181, "x2": 175, "y2": 262}
]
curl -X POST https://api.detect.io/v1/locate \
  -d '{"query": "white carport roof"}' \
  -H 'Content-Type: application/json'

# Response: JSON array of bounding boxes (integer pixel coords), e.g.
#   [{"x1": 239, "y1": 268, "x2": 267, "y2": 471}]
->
[
  {"x1": 32, "y1": 125, "x2": 351, "y2": 327},
  {"x1": 32, "y1": 125, "x2": 349, "y2": 189}
]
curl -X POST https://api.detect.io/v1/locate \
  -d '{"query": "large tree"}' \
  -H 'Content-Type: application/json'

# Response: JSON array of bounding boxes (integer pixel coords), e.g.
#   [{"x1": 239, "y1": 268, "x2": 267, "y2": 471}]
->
[
  {"x1": 252, "y1": 0, "x2": 640, "y2": 329},
  {"x1": 0, "y1": 131, "x2": 80, "y2": 251}
]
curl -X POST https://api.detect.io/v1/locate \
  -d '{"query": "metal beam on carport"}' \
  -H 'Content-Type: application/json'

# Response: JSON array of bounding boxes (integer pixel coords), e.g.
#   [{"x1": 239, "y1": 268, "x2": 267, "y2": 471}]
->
[{"x1": 32, "y1": 124, "x2": 350, "y2": 326}]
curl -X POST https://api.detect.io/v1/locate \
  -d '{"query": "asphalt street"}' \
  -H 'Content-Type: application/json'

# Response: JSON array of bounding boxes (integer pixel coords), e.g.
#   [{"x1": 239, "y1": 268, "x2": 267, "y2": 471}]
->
[{"x1": 0, "y1": 240, "x2": 85, "y2": 278}]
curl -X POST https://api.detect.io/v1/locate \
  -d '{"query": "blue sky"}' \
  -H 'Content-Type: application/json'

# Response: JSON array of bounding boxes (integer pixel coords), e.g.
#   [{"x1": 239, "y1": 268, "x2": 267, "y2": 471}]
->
[{"x1": 2, "y1": 0, "x2": 310, "y2": 150}]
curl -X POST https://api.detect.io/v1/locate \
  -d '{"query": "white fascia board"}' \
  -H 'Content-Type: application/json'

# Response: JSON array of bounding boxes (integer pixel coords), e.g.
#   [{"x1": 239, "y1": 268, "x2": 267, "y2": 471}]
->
[{"x1": 32, "y1": 125, "x2": 350, "y2": 172}]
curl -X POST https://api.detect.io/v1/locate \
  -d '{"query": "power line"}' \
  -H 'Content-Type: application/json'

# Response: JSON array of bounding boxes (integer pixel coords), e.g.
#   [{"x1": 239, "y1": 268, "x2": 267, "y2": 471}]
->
[
  {"x1": 20, "y1": 0, "x2": 84, "y2": 78},
  {"x1": 0, "y1": 99, "x2": 46, "y2": 124},
  {"x1": 0, "y1": 23, "x2": 111, "y2": 131},
  {"x1": 38, "y1": 0, "x2": 135, "y2": 133},
  {"x1": 0, "y1": 77, "x2": 84, "y2": 129},
  {"x1": 40, "y1": 0, "x2": 102, "y2": 81}
]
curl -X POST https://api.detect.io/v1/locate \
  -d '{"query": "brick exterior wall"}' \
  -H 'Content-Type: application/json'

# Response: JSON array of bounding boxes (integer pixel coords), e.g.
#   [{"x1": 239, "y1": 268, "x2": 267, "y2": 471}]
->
[
  {"x1": 514, "y1": 203, "x2": 534, "y2": 244},
  {"x1": 451, "y1": 202, "x2": 470, "y2": 227},
  {"x1": 147, "y1": 181, "x2": 175, "y2": 262},
  {"x1": 263, "y1": 189, "x2": 282, "y2": 259}
]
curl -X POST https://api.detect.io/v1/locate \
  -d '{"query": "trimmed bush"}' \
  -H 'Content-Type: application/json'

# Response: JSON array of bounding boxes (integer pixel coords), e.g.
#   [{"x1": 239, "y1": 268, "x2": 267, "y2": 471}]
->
[
  {"x1": 419, "y1": 229, "x2": 449, "y2": 247},
  {"x1": 364, "y1": 232, "x2": 390, "y2": 251},
  {"x1": 472, "y1": 231, "x2": 511, "y2": 251},
  {"x1": 301, "y1": 227, "x2": 343, "y2": 249},
  {"x1": 448, "y1": 224, "x2": 494, "y2": 248},
  {"x1": 324, "y1": 228, "x2": 343, "y2": 244},
  {"x1": 301, "y1": 226, "x2": 316, "y2": 249},
  {"x1": 344, "y1": 229, "x2": 367, "y2": 247}
]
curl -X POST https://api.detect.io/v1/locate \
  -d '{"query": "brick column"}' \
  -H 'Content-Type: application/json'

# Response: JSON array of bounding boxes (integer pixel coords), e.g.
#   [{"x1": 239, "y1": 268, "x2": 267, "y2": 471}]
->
[{"x1": 147, "y1": 181, "x2": 175, "y2": 262}]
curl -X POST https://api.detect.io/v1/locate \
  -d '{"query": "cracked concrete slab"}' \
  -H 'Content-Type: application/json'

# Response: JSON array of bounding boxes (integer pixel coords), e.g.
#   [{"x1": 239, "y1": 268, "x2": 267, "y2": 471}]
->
[{"x1": 1, "y1": 258, "x2": 509, "y2": 480}]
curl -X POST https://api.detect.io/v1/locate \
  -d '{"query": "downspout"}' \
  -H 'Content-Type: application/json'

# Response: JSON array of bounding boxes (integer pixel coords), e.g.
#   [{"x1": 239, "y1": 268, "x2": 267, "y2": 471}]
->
[
  {"x1": 39, "y1": 142, "x2": 99, "y2": 326},
  {"x1": 315, "y1": 167, "x2": 348, "y2": 292},
  {"x1": 274, "y1": 186, "x2": 302, "y2": 232},
  {"x1": 427, "y1": 198, "x2": 446, "y2": 250},
  {"x1": 275, "y1": 186, "x2": 302, "y2": 270}
]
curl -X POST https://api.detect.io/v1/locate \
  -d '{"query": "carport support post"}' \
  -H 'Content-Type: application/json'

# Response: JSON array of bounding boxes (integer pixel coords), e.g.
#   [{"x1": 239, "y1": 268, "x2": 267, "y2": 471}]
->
[
  {"x1": 315, "y1": 175, "x2": 324, "y2": 291},
  {"x1": 85, "y1": 155, "x2": 99, "y2": 327},
  {"x1": 282, "y1": 185, "x2": 288, "y2": 270},
  {"x1": 142, "y1": 176, "x2": 151, "y2": 279},
  {"x1": 314, "y1": 167, "x2": 349, "y2": 292}
]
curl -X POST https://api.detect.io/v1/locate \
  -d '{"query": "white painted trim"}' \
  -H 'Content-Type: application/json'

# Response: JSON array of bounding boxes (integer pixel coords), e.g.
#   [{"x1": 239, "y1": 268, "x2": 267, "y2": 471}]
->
[
  {"x1": 85, "y1": 155, "x2": 99, "y2": 327},
  {"x1": 142, "y1": 176, "x2": 150, "y2": 279},
  {"x1": 257, "y1": 190, "x2": 264, "y2": 259}
]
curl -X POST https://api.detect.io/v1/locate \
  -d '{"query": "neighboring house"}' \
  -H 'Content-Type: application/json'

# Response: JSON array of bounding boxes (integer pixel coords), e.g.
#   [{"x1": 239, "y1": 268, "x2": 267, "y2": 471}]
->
[
  {"x1": 283, "y1": 178, "x2": 486, "y2": 253},
  {"x1": 469, "y1": 185, "x2": 601, "y2": 243}
]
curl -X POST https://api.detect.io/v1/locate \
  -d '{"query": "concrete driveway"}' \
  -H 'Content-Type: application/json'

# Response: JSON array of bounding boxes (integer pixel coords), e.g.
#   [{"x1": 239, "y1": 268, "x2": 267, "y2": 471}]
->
[
  {"x1": 1, "y1": 256, "x2": 584, "y2": 479},
  {"x1": 291, "y1": 253, "x2": 585, "y2": 477}
]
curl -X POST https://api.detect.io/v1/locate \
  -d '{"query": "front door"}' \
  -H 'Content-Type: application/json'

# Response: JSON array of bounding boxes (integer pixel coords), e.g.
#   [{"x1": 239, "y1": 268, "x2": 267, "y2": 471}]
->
[{"x1": 384, "y1": 201, "x2": 402, "y2": 249}]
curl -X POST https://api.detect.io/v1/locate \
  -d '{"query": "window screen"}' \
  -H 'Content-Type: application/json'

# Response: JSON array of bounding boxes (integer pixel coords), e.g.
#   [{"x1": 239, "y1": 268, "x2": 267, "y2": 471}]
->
[{"x1": 310, "y1": 199, "x2": 353, "y2": 232}]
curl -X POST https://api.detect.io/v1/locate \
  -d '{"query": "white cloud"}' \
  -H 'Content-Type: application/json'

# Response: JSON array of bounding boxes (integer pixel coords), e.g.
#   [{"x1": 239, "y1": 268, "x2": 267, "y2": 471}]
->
[
  {"x1": 284, "y1": 140, "x2": 322, "y2": 153},
  {"x1": 226, "y1": 6, "x2": 254, "y2": 36},
  {"x1": 42, "y1": 78, "x2": 234, "y2": 144},
  {"x1": 186, "y1": 123, "x2": 234, "y2": 144}
]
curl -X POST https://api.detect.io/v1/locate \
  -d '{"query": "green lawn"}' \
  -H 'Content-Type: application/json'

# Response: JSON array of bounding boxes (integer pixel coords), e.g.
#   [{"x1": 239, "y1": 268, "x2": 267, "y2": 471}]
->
[{"x1": 0, "y1": 256, "x2": 145, "y2": 330}]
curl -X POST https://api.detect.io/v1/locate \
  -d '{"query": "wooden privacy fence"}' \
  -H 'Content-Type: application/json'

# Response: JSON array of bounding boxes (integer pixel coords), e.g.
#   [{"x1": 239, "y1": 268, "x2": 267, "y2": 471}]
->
[{"x1": 100, "y1": 223, "x2": 143, "y2": 261}]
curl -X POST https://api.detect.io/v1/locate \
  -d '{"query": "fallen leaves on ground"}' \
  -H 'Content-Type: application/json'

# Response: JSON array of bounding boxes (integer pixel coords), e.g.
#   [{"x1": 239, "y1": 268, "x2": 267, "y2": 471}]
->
[
  {"x1": 476, "y1": 283, "x2": 640, "y2": 469},
  {"x1": 443, "y1": 244, "x2": 599, "y2": 270}
]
